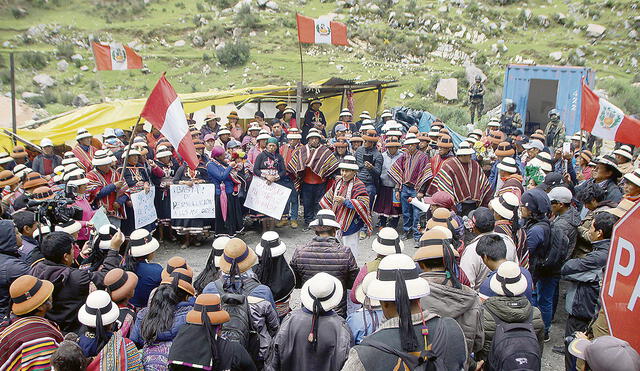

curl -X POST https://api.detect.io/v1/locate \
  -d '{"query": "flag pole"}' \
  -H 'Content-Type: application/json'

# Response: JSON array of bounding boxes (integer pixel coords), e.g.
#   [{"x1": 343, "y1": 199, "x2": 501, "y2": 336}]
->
[
  {"x1": 120, "y1": 116, "x2": 142, "y2": 179},
  {"x1": 296, "y1": 13, "x2": 304, "y2": 121}
]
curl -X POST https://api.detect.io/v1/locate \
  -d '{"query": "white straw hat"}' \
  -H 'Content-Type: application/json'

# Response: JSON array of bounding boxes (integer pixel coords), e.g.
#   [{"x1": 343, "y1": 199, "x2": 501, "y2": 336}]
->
[
  {"x1": 40, "y1": 138, "x2": 53, "y2": 147},
  {"x1": 613, "y1": 145, "x2": 634, "y2": 160},
  {"x1": 371, "y1": 227, "x2": 404, "y2": 256},
  {"x1": 300, "y1": 272, "x2": 343, "y2": 312},
  {"x1": 489, "y1": 192, "x2": 520, "y2": 220},
  {"x1": 155, "y1": 145, "x2": 172, "y2": 159},
  {"x1": 487, "y1": 117, "x2": 501, "y2": 127},
  {"x1": 339, "y1": 109, "x2": 352, "y2": 117},
  {"x1": 212, "y1": 236, "x2": 231, "y2": 268},
  {"x1": 355, "y1": 272, "x2": 381, "y2": 307},
  {"x1": 76, "y1": 128, "x2": 92, "y2": 141},
  {"x1": 497, "y1": 157, "x2": 518, "y2": 174},
  {"x1": 129, "y1": 229, "x2": 159, "y2": 257},
  {"x1": 367, "y1": 254, "x2": 430, "y2": 301},
  {"x1": 455, "y1": 142, "x2": 475, "y2": 156},
  {"x1": 530, "y1": 152, "x2": 553, "y2": 172},
  {"x1": 61, "y1": 156, "x2": 79, "y2": 166},
  {"x1": 359, "y1": 111, "x2": 371, "y2": 119},
  {"x1": 97, "y1": 224, "x2": 119, "y2": 250},
  {"x1": 338, "y1": 155, "x2": 359, "y2": 171},
  {"x1": 489, "y1": 261, "x2": 528, "y2": 297},
  {"x1": 309, "y1": 209, "x2": 342, "y2": 229},
  {"x1": 404, "y1": 134, "x2": 420, "y2": 146},
  {"x1": 305, "y1": 131, "x2": 321, "y2": 140},
  {"x1": 77, "y1": 290, "x2": 120, "y2": 328},
  {"x1": 65, "y1": 168, "x2": 90, "y2": 186},
  {"x1": 92, "y1": 150, "x2": 113, "y2": 166},
  {"x1": 0, "y1": 152, "x2": 12, "y2": 164},
  {"x1": 255, "y1": 231, "x2": 286, "y2": 257},
  {"x1": 381, "y1": 111, "x2": 392, "y2": 118},
  {"x1": 360, "y1": 124, "x2": 376, "y2": 132},
  {"x1": 623, "y1": 168, "x2": 640, "y2": 188},
  {"x1": 120, "y1": 147, "x2": 142, "y2": 159},
  {"x1": 217, "y1": 129, "x2": 231, "y2": 136},
  {"x1": 257, "y1": 133, "x2": 271, "y2": 141},
  {"x1": 13, "y1": 164, "x2": 32, "y2": 179},
  {"x1": 386, "y1": 130, "x2": 402, "y2": 137}
]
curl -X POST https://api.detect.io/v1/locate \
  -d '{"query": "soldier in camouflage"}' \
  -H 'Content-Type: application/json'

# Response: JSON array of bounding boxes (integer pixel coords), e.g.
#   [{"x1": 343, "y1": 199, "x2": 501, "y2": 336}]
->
[
  {"x1": 500, "y1": 100, "x2": 523, "y2": 136},
  {"x1": 544, "y1": 109, "x2": 566, "y2": 150},
  {"x1": 468, "y1": 75, "x2": 485, "y2": 125}
]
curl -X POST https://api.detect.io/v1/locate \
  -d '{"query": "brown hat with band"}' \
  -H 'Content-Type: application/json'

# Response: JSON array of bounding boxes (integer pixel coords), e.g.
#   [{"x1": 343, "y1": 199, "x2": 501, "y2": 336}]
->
[
  {"x1": 437, "y1": 134, "x2": 454, "y2": 148},
  {"x1": 350, "y1": 135, "x2": 364, "y2": 143},
  {"x1": 193, "y1": 139, "x2": 206, "y2": 150},
  {"x1": 10, "y1": 275, "x2": 54, "y2": 315},
  {"x1": 495, "y1": 141, "x2": 515, "y2": 157},
  {"x1": 186, "y1": 294, "x2": 230, "y2": 325},
  {"x1": 579, "y1": 150, "x2": 593, "y2": 163},
  {"x1": 219, "y1": 238, "x2": 258, "y2": 274},
  {"x1": 0, "y1": 170, "x2": 19, "y2": 187},
  {"x1": 23, "y1": 172, "x2": 47, "y2": 191},
  {"x1": 334, "y1": 141, "x2": 348, "y2": 148},
  {"x1": 488, "y1": 130, "x2": 505, "y2": 145},
  {"x1": 103, "y1": 268, "x2": 138, "y2": 303},
  {"x1": 385, "y1": 141, "x2": 401, "y2": 148},
  {"x1": 161, "y1": 256, "x2": 194, "y2": 281},
  {"x1": 11, "y1": 146, "x2": 29, "y2": 159},
  {"x1": 414, "y1": 228, "x2": 458, "y2": 261},
  {"x1": 32, "y1": 186, "x2": 55, "y2": 200},
  {"x1": 408, "y1": 126, "x2": 419, "y2": 134},
  {"x1": 363, "y1": 129, "x2": 379, "y2": 142},
  {"x1": 530, "y1": 132, "x2": 546, "y2": 143},
  {"x1": 426, "y1": 207, "x2": 460, "y2": 230},
  {"x1": 161, "y1": 268, "x2": 195, "y2": 296},
  {"x1": 227, "y1": 111, "x2": 239, "y2": 120}
]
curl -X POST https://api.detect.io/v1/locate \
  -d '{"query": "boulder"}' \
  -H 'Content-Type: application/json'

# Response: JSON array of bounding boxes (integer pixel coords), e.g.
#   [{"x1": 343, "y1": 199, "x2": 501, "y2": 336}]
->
[
  {"x1": 80, "y1": 65, "x2": 89, "y2": 71},
  {"x1": 22, "y1": 92, "x2": 43, "y2": 100},
  {"x1": 257, "y1": 0, "x2": 268, "y2": 6},
  {"x1": 174, "y1": 40, "x2": 186, "y2": 47},
  {"x1": 71, "y1": 54, "x2": 83, "y2": 61},
  {"x1": 57, "y1": 60, "x2": 69, "y2": 72},
  {"x1": 537, "y1": 15, "x2": 550, "y2": 28},
  {"x1": 586, "y1": 23, "x2": 606, "y2": 37},
  {"x1": 265, "y1": 0, "x2": 278, "y2": 10},
  {"x1": 192, "y1": 35, "x2": 205, "y2": 47},
  {"x1": 575, "y1": 48, "x2": 585, "y2": 57},
  {"x1": 549, "y1": 51, "x2": 562, "y2": 61},
  {"x1": 33, "y1": 74, "x2": 55, "y2": 88},
  {"x1": 523, "y1": 9, "x2": 532, "y2": 21},
  {"x1": 436, "y1": 78, "x2": 458, "y2": 101},
  {"x1": 629, "y1": 30, "x2": 639, "y2": 39},
  {"x1": 72, "y1": 94, "x2": 90, "y2": 107}
]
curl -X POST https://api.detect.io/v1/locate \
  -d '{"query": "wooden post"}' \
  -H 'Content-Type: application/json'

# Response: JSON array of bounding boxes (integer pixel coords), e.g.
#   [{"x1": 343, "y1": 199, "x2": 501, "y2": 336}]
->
[
  {"x1": 376, "y1": 85, "x2": 382, "y2": 117},
  {"x1": 9, "y1": 53, "x2": 17, "y2": 144},
  {"x1": 120, "y1": 117, "x2": 142, "y2": 179}
]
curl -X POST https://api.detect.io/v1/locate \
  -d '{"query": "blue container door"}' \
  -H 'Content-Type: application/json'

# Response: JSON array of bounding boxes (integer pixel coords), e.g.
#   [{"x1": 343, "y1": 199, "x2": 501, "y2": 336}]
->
[{"x1": 502, "y1": 69, "x2": 530, "y2": 130}]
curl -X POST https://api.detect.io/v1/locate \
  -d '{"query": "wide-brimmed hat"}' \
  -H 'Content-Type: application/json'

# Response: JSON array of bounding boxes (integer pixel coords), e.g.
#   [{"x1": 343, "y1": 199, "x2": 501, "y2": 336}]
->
[
  {"x1": 11, "y1": 146, "x2": 29, "y2": 159},
  {"x1": 437, "y1": 134, "x2": 454, "y2": 148},
  {"x1": 426, "y1": 208, "x2": 459, "y2": 230},
  {"x1": 66, "y1": 169, "x2": 90, "y2": 186},
  {"x1": 338, "y1": 155, "x2": 359, "y2": 171},
  {"x1": 13, "y1": 164, "x2": 32, "y2": 180},
  {"x1": 31, "y1": 186, "x2": 55, "y2": 201},
  {"x1": 204, "y1": 113, "x2": 220, "y2": 122},
  {"x1": 212, "y1": 236, "x2": 230, "y2": 268},
  {"x1": 605, "y1": 198, "x2": 636, "y2": 218},
  {"x1": 96, "y1": 224, "x2": 118, "y2": 250},
  {"x1": 219, "y1": 238, "x2": 258, "y2": 274},
  {"x1": 360, "y1": 124, "x2": 376, "y2": 132},
  {"x1": 103, "y1": 268, "x2": 138, "y2": 303},
  {"x1": 55, "y1": 220, "x2": 82, "y2": 235},
  {"x1": 570, "y1": 134, "x2": 585, "y2": 142},
  {"x1": 161, "y1": 256, "x2": 194, "y2": 281},
  {"x1": 161, "y1": 267, "x2": 196, "y2": 296},
  {"x1": 33, "y1": 225, "x2": 52, "y2": 239},
  {"x1": 596, "y1": 154, "x2": 622, "y2": 178},
  {"x1": 0, "y1": 152, "x2": 13, "y2": 164},
  {"x1": 372, "y1": 227, "x2": 404, "y2": 256},
  {"x1": 309, "y1": 99, "x2": 322, "y2": 106},
  {"x1": 385, "y1": 141, "x2": 401, "y2": 148},
  {"x1": 61, "y1": 156, "x2": 79, "y2": 166},
  {"x1": 469, "y1": 129, "x2": 483, "y2": 140},
  {"x1": 227, "y1": 111, "x2": 239, "y2": 120},
  {"x1": 155, "y1": 145, "x2": 172, "y2": 159},
  {"x1": 623, "y1": 168, "x2": 640, "y2": 188},
  {"x1": 103, "y1": 128, "x2": 116, "y2": 139},
  {"x1": 579, "y1": 150, "x2": 593, "y2": 164},
  {"x1": 255, "y1": 231, "x2": 287, "y2": 257},
  {"x1": 495, "y1": 141, "x2": 515, "y2": 157},
  {"x1": 455, "y1": 142, "x2": 475, "y2": 156},
  {"x1": 121, "y1": 146, "x2": 142, "y2": 159},
  {"x1": 415, "y1": 228, "x2": 458, "y2": 261},
  {"x1": 487, "y1": 117, "x2": 501, "y2": 127},
  {"x1": 52, "y1": 166, "x2": 65, "y2": 183},
  {"x1": 0, "y1": 170, "x2": 19, "y2": 187},
  {"x1": 428, "y1": 128, "x2": 442, "y2": 138},
  {"x1": 92, "y1": 150, "x2": 113, "y2": 166},
  {"x1": 217, "y1": 129, "x2": 231, "y2": 136},
  {"x1": 287, "y1": 132, "x2": 302, "y2": 140},
  {"x1": 354, "y1": 272, "x2": 381, "y2": 307},
  {"x1": 386, "y1": 130, "x2": 402, "y2": 137},
  {"x1": 568, "y1": 336, "x2": 640, "y2": 371},
  {"x1": 10, "y1": 275, "x2": 54, "y2": 315},
  {"x1": 363, "y1": 129, "x2": 379, "y2": 142},
  {"x1": 334, "y1": 140, "x2": 348, "y2": 148},
  {"x1": 497, "y1": 157, "x2": 518, "y2": 174},
  {"x1": 129, "y1": 229, "x2": 160, "y2": 257},
  {"x1": 300, "y1": 272, "x2": 343, "y2": 312},
  {"x1": 309, "y1": 209, "x2": 342, "y2": 229},
  {"x1": 488, "y1": 130, "x2": 505, "y2": 145},
  {"x1": 282, "y1": 107, "x2": 295, "y2": 115},
  {"x1": 367, "y1": 254, "x2": 430, "y2": 301},
  {"x1": 490, "y1": 261, "x2": 528, "y2": 297},
  {"x1": 359, "y1": 111, "x2": 371, "y2": 119},
  {"x1": 76, "y1": 128, "x2": 92, "y2": 141},
  {"x1": 339, "y1": 109, "x2": 352, "y2": 118},
  {"x1": 380, "y1": 111, "x2": 392, "y2": 118},
  {"x1": 489, "y1": 192, "x2": 520, "y2": 220},
  {"x1": 186, "y1": 294, "x2": 230, "y2": 325},
  {"x1": 404, "y1": 133, "x2": 420, "y2": 146},
  {"x1": 193, "y1": 139, "x2": 206, "y2": 150},
  {"x1": 275, "y1": 101, "x2": 287, "y2": 108},
  {"x1": 78, "y1": 290, "x2": 120, "y2": 328},
  {"x1": 350, "y1": 135, "x2": 364, "y2": 143},
  {"x1": 523, "y1": 139, "x2": 544, "y2": 152},
  {"x1": 306, "y1": 131, "x2": 321, "y2": 140},
  {"x1": 613, "y1": 145, "x2": 634, "y2": 161},
  {"x1": 530, "y1": 152, "x2": 553, "y2": 172},
  {"x1": 22, "y1": 172, "x2": 46, "y2": 190},
  {"x1": 530, "y1": 132, "x2": 546, "y2": 143}
]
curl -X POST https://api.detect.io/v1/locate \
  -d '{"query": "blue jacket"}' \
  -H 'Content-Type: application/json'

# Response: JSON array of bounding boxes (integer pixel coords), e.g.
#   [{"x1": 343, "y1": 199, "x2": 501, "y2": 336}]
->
[
  {"x1": 489, "y1": 156, "x2": 525, "y2": 191},
  {"x1": 130, "y1": 261, "x2": 163, "y2": 308},
  {"x1": 130, "y1": 300, "x2": 193, "y2": 347},
  {"x1": 206, "y1": 160, "x2": 234, "y2": 195},
  {"x1": 346, "y1": 308, "x2": 384, "y2": 345}
]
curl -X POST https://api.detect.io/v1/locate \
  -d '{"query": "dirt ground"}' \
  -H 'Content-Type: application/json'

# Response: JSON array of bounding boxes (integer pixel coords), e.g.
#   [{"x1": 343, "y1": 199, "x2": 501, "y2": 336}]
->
[{"x1": 154, "y1": 222, "x2": 567, "y2": 371}]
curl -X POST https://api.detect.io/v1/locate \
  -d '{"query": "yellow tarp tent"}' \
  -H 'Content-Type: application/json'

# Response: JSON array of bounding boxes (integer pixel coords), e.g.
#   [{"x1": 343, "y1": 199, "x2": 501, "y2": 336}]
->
[{"x1": 0, "y1": 79, "x2": 389, "y2": 150}]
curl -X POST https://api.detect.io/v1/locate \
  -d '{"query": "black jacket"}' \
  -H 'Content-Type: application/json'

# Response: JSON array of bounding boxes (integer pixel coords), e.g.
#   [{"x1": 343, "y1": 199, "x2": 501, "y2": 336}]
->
[
  {"x1": 552, "y1": 206, "x2": 581, "y2": 258},
  {"x1": 0, "y1": 220, "x2": 30, "y2": 318},
  {"x1": 30, "y1": 249, "x2": 121, "y2": 333}
]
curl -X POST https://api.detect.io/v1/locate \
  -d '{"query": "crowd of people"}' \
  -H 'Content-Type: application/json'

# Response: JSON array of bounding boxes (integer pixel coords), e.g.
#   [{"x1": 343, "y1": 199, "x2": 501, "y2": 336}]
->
[{"x1": 0, "y1": 101, "x2": 639, "y2": 371}]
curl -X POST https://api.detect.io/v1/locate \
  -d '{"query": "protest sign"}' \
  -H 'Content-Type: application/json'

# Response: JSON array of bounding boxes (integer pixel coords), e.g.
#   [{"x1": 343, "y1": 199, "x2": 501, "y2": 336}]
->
[
  {"x1": 130, "y1": 188, "x2": 157, "y2": 228},
  {"x1": 170, "y1": 184, "x2": 216, "y2": 219},
  {"x1": 90, "y1": 207, "x2": 110, "y2": 232},
  {"x1": 244, "y1": 177, "x2": 292, "y2": 220}
]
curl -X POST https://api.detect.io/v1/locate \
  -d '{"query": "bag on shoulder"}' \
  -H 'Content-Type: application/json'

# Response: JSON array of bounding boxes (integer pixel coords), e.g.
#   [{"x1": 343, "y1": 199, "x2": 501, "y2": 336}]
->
[
  {"x1": 531, "y1": 221, "x2": 569, "y2": 275},
  {"x1": 486, "y1": 308, "x2": 541, "y2": 371}
]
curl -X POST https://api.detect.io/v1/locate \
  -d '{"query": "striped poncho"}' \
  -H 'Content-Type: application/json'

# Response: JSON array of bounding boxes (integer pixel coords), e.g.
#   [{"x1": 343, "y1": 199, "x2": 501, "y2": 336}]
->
[
  {"x1": 287, "y1": 144, "x2": 339, "y2": 190},
  {"x1": 387, "y1": 150, "x2": 433, "y2": 192},
  {"x1": 430, "y1": 157, "x2": 492, "y2": 206},
  {"x1": 0, "y1": 316, "x2": 63, "y2": 371},
  {"x1": 320, "y1": 176, "x2": 374, "y2": 233}
]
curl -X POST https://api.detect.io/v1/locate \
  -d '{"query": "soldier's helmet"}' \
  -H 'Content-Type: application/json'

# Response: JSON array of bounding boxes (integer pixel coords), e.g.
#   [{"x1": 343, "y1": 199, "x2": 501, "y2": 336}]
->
[
  {"x1": 475, "y1": 75, "x2": 482, "y2": 82},
  {"x1": 548, "y1": 109, "x2": 560, "y2": 118},
  {"x1": 506, "y1": 99, "x2": 516, "y2": 110}
]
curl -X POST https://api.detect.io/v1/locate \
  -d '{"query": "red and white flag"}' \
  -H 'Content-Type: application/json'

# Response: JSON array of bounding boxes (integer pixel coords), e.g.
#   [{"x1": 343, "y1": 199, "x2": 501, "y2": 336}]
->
[
  {"x1": 296, "y1": 14, "x2": 348, "y2": 46},
  {"x1": 581, "y1": 81, "x2": 640, "y2": 146},
  {"x1": 140, "y1": 74, "x2": 198, "y2": 170},
  {"x1": 91, "y1": 42, "x2": 143, "y2": 71}
]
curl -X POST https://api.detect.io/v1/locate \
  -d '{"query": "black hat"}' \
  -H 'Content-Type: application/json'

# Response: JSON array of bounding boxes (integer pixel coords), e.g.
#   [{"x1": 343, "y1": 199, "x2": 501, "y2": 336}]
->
[
  {"x1": 542, "y1": 172, "x2": 564, "y2": 191},
  {"x1": 469, "y1": 207, "x2": 495, "y2": 232}
]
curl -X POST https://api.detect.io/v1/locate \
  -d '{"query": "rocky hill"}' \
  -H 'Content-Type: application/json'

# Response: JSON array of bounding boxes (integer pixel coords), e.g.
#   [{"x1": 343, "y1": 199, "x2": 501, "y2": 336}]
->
[{"x1": 0, "y1": 0, "x2": 639, "y2": 130}]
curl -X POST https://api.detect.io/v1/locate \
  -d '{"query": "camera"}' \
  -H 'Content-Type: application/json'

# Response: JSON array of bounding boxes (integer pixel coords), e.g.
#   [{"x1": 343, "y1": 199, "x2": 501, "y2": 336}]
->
[{"x1": 26, "y1": 195, "x2": 83, "y2": 225}]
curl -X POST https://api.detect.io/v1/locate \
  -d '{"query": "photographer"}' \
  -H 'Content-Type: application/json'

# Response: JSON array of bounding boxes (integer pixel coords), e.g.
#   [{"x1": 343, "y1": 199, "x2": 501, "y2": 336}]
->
[{"x1": 0, "y1": 219, "x2": 29, "y2": 319}]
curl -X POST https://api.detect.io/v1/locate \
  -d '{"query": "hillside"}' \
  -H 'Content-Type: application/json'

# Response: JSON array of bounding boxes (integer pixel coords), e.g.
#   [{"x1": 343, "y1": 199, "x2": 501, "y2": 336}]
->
[{"x1": 1, "y1": 0, "x2": 639, "y2": 131}]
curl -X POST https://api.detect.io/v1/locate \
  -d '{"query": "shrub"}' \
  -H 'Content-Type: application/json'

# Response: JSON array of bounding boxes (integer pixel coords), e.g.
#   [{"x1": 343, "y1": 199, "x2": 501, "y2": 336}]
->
[
  {"x1": 56, "y1": 43, "x2": 75, "y2": 60},
  {"x1": 234, "y1": 4, "x2": 260, "y2": 29},
  {"x1": 20, "y1": 52, "x2": 48, "y2": 70},
  {"x1": 415, "y1": 81, "x2": 431, "y2": 97},
  {"x1": 202, "y1": 23, "x2": 226, "y2": 41},
  {"x1": 11, "y1": 7, "x2": 28, "y2": 19},
  {"x1": 43, "y1": 89, "x2": 58, "y2": 104},
  {"x1": 0, "y1": 69, "x2": 10, "y2": 84},
  {"x1": 196, "y1": 2, "x2": 207, "y2": 12},
  {"x1": 203, "y1": 52, "x2": 212, "y2": 62},
  {"x1": 24, "y1": 94, "x2": 46, "y2": 108},
  {"x1": 216, "y1": 40, "x2": 250, "y2": 67},
  {"x1": 598, "y1": 80, "x2": 640, "y2": 115},
  {"x1": 60, "y1": 91, "x2": 74, "y2": 106},
  {"x1": 205, "y1": 0, "x2": 234, "y2": 9},
  {"x1": 0, "y1": 54, "x2": 5, "y2": 68}
]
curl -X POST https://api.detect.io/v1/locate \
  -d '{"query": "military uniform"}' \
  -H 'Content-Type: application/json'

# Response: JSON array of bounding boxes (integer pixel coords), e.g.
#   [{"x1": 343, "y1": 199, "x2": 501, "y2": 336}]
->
[
  {"x1": 499, "y1": 110, "x2": 522, "y2": 136},
  {"x1": 468, "y1": 82, "x2": 485, "y2": 124},
  {"x1": 544, "y1": 118, "x2": 565, "y2": 150}
]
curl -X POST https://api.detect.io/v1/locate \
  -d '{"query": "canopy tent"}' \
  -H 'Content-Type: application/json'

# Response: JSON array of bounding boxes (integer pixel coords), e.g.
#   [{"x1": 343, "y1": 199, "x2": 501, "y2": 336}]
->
[{"x1": 0, "y1": 78, "x2": 395, "y2": 149}]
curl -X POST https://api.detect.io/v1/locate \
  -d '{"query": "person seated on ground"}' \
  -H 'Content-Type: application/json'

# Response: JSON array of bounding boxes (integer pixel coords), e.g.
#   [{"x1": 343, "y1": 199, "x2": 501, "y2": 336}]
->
[
  {"x1": 202, "y1": 238, "x2": 279, "y2": 366},
  {"x1": 0, "y1": 219, "x2": 30, "y2": 319},
  {"x1": 476, "y1": 261, "x2": 545, "y2": 364},
  {"x1": 346, "y1": 272, "x2": 384, "y2": 345},
  {"x1": 77, "y1": 290, "x2": 142, "y2": 370},
  {"x1": 254, "y1": 231, "x2": 295, "y2": 320},
  {"x1": 103, "y1": 268, "x2": 138, "y2": 338},
  {"x1": 167, "y1": 294, "x2": 257, "y2": 371},
  {"x1": 124, "y1": 229, "x2": 162, "y2": 309},
  {"x1": 193, "y1": 236, "x2": 229, "y2": 294},
  {"x1": 0, "y1": 275, "x2": 63, "y2": 371},
  {"x1": 567, "y1": 335, "x2": 640, "y2": 371},
  {"x1": 290, "y1": 209, "x2": 359, "y2": 318},
  {"x1": 130, "y1": 268, "x2": 195, "y2": 370},
  {"x1": 265, "y1": 272, "x2": 352, "y2": 371},
  {"x1": 30, "y1": 231, "x2": 122, "y2": 333},
  {"x1": 343, "y1": 253, "x2": 467, "y2": 371},
  {"x1": 459, "y1": 207, "x2": 518, "y2": 290},
  {"x1": 50, "y1": 334, "x2": 90, "y2": 371},
  {"x1": 414, "y1": 228, "x2": 484, "y2": 362}
]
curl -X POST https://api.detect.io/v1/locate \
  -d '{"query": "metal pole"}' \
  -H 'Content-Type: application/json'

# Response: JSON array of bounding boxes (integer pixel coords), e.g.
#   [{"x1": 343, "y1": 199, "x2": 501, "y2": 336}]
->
[
  {"x1": 297, "y1": 36, "x2": 304, "y2": 121},
  {"x1": 120, "y1": 117, "x2": 142, "y2": 179},
  {"x1": 10, "y1": 53, "x2": 17, "y2": 144}
]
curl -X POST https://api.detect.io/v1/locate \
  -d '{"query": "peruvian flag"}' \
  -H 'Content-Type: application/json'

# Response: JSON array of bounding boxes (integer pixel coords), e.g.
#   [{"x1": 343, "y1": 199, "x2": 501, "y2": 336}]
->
[
  {"x1": 581, "y1": 81, "x2": 640, "y2": 146},
  {"x1": 296, "y1": 14, "x2": 348, "y2": 46},
  {"x1": 91, "y1": 42, "x2": 143, "y2": 71},
  {"x1": 140, "y1": 74, "x2": 198, "y2": 170}
]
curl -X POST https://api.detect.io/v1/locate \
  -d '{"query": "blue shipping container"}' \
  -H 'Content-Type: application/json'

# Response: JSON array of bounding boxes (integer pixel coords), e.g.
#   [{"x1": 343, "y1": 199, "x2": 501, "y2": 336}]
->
[{"x1": 501, "y1": 64, "x2": 595, "y2": 137}]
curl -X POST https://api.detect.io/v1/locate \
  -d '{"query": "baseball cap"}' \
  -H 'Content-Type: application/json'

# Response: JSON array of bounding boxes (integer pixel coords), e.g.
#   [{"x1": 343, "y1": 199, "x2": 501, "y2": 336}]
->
[
  {"x1": 523, "y1": 139, "x2": 544, "y2": 151},
  {"x1": 548, "y1": 186, "x2": 573, "y2": 204},
  {"x1": 542, "y1": 172, "x2": 564, "y2": 191},
  {"x1": 568, "y1": 336, "x2": 640, "y2": 371},
  {"x1": 469, "y1": 207, "x2": 495, "y2": 232}
]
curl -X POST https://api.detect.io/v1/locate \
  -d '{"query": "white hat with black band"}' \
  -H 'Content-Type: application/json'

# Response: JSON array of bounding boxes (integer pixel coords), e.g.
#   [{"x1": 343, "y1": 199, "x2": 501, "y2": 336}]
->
[
  {"x1": 489, "y1": 192, "x2": 520, "y2": 220},
  {"x1": 309, "y1": 209, "x2": 341, "y2": 229},
  {"x1": 338, "y1": 155, "x2": 359, "y2": 171},
  {"x1": 497, "y1": 157, "x2": 519, "y2": 174},
  {"x1": 76, "y1": 128, "x2": 92, "y2": 141}
]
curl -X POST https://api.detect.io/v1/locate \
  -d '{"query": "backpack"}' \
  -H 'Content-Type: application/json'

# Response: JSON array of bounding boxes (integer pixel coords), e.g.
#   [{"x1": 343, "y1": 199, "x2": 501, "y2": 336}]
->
[
  {"x1": 532, "y1": 221, "x2": 569, "y2": 276},
  {"x1": 213, "y1": 278, "x2": 261, "y2": 360},
  {"x1": 486, "y1": 307, "x2": 541, "y2": 371}
]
